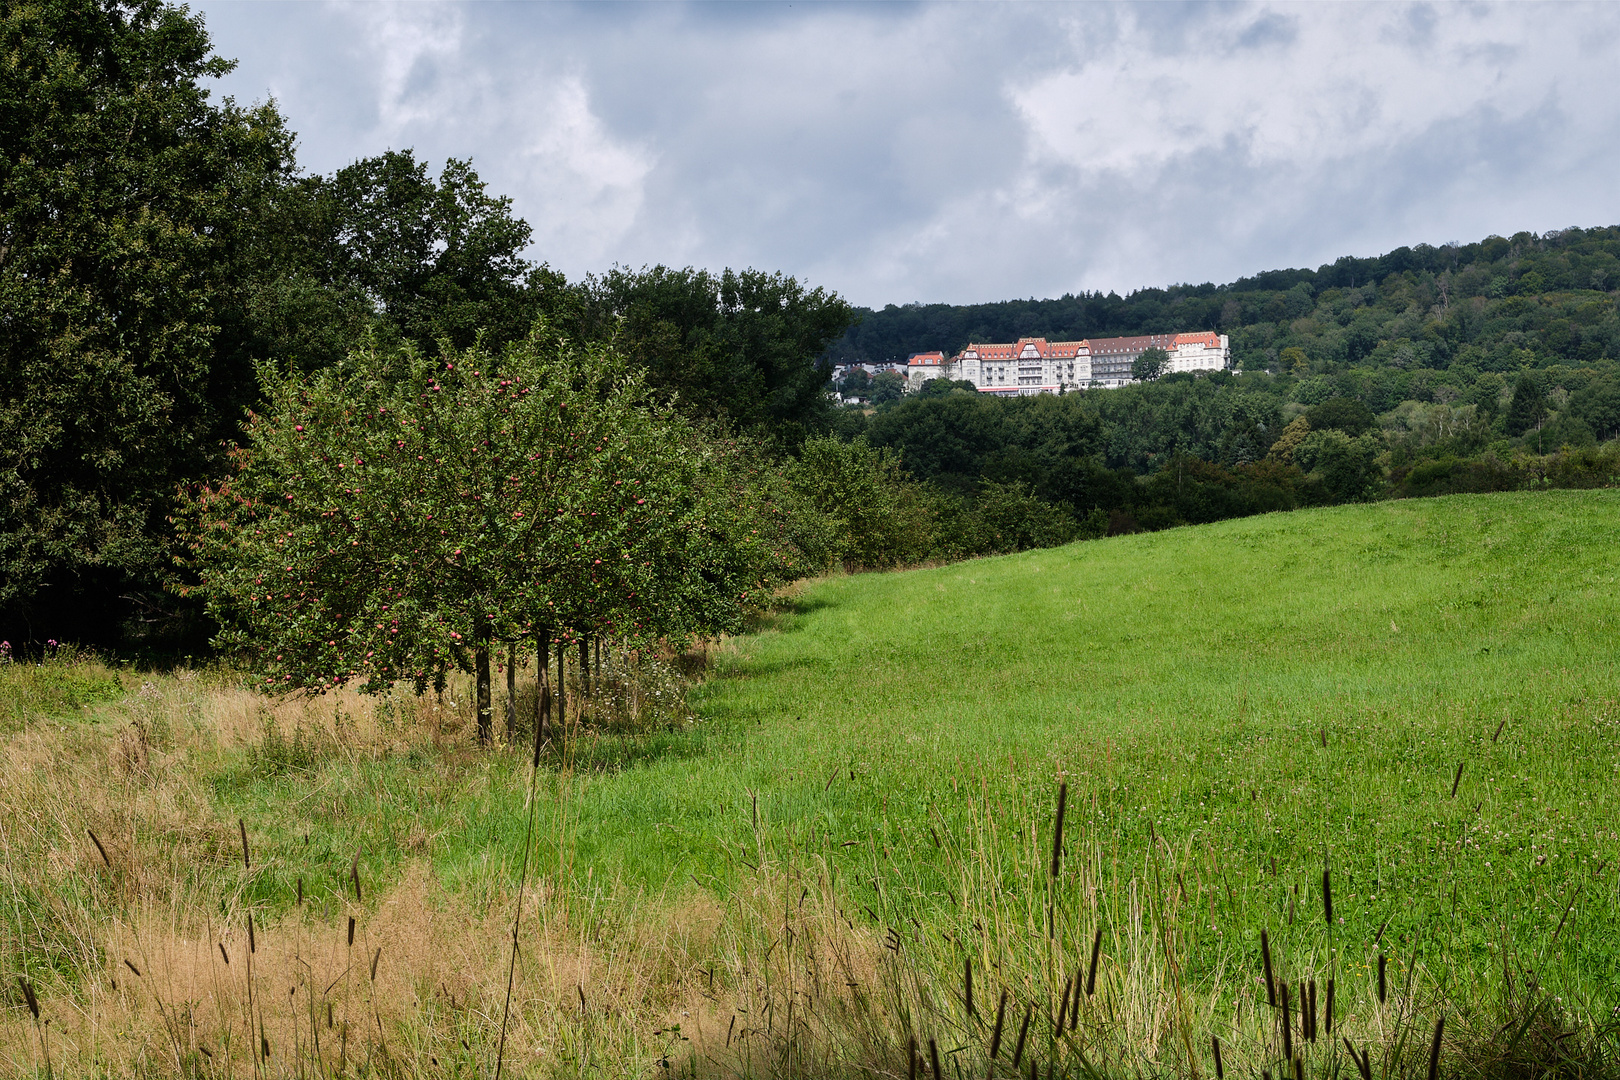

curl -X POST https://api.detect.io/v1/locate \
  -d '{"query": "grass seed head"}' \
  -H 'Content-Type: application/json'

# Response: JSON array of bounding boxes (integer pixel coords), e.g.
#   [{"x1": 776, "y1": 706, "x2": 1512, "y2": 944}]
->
[
  {"x1": 18, "y1": 976, "x2": 39, "y2": 1020},
  {"x1": 1428, "y1": 1014, "x2": 1445, "y2": 1080},
  {"x1": 1087, "y1": 927, "x2": 1102, "y2": 997},
  {"x1": 1049, "y1": 781, "x2": 1067, "y2": 878},
  {"x1": 87, "y1": 828, "x2": 111, "y2": 867}
]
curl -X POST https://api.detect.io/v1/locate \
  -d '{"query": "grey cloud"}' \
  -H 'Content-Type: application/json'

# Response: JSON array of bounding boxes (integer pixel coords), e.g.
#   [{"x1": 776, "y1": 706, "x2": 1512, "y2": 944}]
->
[{"x1": 198, "y1": 1, "x2": 1620, "y2": 308}]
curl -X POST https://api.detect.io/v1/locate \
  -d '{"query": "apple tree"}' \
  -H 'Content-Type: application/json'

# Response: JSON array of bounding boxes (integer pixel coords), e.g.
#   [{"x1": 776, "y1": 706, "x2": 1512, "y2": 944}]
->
[{"x1": 181, "y1": 322, "x2": 825, "y2": 742}]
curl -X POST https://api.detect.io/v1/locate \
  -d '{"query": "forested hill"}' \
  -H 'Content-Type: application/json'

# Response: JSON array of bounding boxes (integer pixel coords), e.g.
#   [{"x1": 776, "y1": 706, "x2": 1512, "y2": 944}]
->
[{"x1": 827, "y1": 226, "x2": 1620, "y2": 368}]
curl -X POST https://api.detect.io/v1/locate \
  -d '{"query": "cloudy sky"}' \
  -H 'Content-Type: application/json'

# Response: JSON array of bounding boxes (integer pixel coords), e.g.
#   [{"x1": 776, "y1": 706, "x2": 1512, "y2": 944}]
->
[{"x1": 196, "y1": 1, "x2": 1620, "y2": 308}]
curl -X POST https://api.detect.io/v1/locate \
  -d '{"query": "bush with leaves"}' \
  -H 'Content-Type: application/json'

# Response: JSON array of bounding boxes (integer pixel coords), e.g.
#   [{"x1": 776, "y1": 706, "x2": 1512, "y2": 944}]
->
[
  {"x1": 181, "y1": 323, "x2": 819, "y2": 740},
  {"x1": 1295, "y1": 429, "x2": 1383, "y2": 503},
  {"x1": 785, "y1": 436, "x2": 937, "y2": 569}
]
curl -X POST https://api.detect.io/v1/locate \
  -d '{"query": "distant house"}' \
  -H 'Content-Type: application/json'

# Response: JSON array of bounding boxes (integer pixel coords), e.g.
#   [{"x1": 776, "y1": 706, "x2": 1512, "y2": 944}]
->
[
  {"x1": 907, "y1": 333, "x2": 1230, "y2": 395},
  {"x1": 905, "y1": 351, "x2": 947, "y2": 384}
]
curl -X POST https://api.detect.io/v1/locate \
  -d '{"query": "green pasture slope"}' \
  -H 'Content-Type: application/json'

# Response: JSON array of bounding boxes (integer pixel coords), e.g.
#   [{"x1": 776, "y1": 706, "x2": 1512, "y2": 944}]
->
[
  {"x1": 558, "y1": 490, "x2": 1620, "y2": 995},
  {"x1": 210, "y1": 490, "x2": 1619, "y2": 1009}
]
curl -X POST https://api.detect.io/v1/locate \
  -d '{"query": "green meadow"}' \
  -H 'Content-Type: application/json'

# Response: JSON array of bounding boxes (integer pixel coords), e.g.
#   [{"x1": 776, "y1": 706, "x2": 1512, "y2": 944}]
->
[
  {"x1": 562, "y1": 489, "x2": 1620, "y2": 982},
  {"x1": 6, "y1": 489, "x2": 1620, "y2": 1076}
]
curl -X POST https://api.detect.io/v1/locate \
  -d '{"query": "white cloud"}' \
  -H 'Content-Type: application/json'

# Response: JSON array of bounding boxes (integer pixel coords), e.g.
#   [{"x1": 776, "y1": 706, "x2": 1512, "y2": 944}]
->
[
  {"x1": 199, "y1": 1, "x2": 1620, "y2": 307},
  {"x1": 347, "y1": 2, "x2": 468, "y2": 136},
  {"x1": 514, "y1": 76, "x2": 654, "y2": 265}
]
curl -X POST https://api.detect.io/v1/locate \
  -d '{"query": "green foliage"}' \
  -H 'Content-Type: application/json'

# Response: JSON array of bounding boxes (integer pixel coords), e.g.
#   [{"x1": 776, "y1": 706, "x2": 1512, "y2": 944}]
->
[
  {"x1": 957, "y1": 480, "x2": 1080, "y2": 552},
  {"x1": 1267, "y1": 415, "x2": 1311, "y2": 463},
  {"x1": 1303, "y1": 395, "x2": 1375, "y2": 436},
  {"x1": 836, "y1": 367, "x2": 872, "y2": 398},
  {"x1": 324, "y1": 151, "x2": 563, "y2": 355},
  {"x1": 180, "y1": 324, "x2": 817, "y2": 700},
  {"x1": 0, "y1": 0, "x2": 296, "y2": 642},
  {"x1": 915, "y1": 377, "x2": 978, "y2": 398},
  {"x1": 236, "y1": 149, "x2": 579, "y2": 380},
  {"x1": 1505, "y1": 373, "x2": 1548, "y2": 436},
  {"x1": 583, "y1": 265, "x2": 854, "y2": 437},
  {"x1": 1295, "y1": 429, "x2": 1381, "y2": 502},
  {"x1": 785, "y1": 437, "x2": 932, "y2": 569},
  {"x1": 868, "y1": 369, "x2": 905, "y2": 406},
  {"x1": 1130, "y1": 346, "x2": 1169, "y2": 382}
]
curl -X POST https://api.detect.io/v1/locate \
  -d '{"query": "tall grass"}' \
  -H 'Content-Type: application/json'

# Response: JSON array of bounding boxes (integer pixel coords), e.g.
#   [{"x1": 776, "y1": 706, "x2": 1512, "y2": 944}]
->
[{"x1": 3, "y1": 491, "x2": 1620, "y2": 1076}]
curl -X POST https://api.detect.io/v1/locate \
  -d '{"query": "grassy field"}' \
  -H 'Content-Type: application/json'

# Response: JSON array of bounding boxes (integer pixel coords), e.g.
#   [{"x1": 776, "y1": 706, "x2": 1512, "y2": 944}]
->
[{"x1": 4, "y1": 490, "x2": 1619, "y2": 1077}]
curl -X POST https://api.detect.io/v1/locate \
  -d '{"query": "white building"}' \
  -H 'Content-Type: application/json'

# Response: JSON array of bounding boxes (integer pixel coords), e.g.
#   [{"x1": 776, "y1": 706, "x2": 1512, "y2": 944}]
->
[{"x1": 906, "y1": 332, "x2": 1229, "y2": 395}]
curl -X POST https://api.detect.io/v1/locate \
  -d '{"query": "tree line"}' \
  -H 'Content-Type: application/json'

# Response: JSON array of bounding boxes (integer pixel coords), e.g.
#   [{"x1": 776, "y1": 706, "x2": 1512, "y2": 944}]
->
[
  {"x1": 8, "y1": 0, "x2": 1618, "y2": 671},
  {"x1": 0, "y1": 0, "x2": 849, "y2": 653},
  {"x1": 826, "y1": 229, "x2": 1620, "y2": 539}
]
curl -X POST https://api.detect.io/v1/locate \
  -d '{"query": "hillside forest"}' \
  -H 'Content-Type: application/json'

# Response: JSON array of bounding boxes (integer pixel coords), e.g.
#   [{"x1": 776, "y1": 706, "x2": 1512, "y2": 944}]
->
[
  {"x1": 828, "y1": 230, "x2": 1620, "y2": 543},
  {"x1": 4, "y1": 0, "x2": 1619, "y2": 660}
]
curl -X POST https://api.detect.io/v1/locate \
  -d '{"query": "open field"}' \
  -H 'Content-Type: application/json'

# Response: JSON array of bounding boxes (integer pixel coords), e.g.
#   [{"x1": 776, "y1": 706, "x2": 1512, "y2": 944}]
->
[{"x1": 4, "y1": 491, "x2": 1620, "y2": 1077}]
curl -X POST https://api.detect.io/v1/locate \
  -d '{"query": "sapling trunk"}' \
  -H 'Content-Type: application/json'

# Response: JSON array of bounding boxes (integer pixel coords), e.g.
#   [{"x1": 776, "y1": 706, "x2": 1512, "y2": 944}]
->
[
  {"x1": 505, "y1": 642, "x2": 516, "y2": 737},
  {"x1": 556, "y1": 635, "x2": 566, "y2": 729},
  {"x1": 579, "y1": 636, "x2": 590, "y2": 697},
  {"x1": 536, "y1": 628, "x2": 551, "y2": 743},
  {"x1": 475, "y1": 638, "x2": 492, "y2": 745}
]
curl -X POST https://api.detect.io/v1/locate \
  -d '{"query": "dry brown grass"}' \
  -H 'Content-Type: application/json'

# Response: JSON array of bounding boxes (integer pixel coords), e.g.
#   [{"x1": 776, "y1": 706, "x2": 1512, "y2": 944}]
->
[
  {"x1": 1, "y1": 863, "x2": 739, "y2": 1076},
  {"x1": 5, "y1": 661, "x2": 1614, "y2": 1079},
  {"x1": 0, "y1": 664, "x2": 731, "y2": 1077}
]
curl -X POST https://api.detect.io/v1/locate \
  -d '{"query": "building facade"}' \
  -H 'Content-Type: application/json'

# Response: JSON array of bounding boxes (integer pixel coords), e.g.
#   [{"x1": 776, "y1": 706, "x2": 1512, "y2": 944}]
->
[{"x1": 906, "y1": 332, "x2": 1229, "y2": 396}]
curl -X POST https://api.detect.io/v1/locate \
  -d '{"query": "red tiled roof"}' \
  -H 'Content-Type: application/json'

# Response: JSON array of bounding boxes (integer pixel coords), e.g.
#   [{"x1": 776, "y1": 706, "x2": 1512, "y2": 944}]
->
[
  {"x1": 908, "y1": 351, "x2": 946, "y2": 366},
  {"x1": 960, "y1": 339, "x2": 1090, "y2": 361}
]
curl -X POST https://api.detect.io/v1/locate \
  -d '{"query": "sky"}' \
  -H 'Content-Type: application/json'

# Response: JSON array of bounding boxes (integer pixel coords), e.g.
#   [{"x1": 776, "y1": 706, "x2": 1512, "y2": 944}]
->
[{"x1": 195, "y1": 1, "x2": 1620, "y2": 309}]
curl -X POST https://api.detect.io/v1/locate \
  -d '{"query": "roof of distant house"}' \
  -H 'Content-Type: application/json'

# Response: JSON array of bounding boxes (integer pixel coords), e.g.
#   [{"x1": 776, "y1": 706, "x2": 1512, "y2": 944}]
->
[
  {"x1": 962, "y1": 337, "x2": 1090, "y2": 360},
  {"x1": 950, "y1": 332, "x2": 1224, "y2": 363}
]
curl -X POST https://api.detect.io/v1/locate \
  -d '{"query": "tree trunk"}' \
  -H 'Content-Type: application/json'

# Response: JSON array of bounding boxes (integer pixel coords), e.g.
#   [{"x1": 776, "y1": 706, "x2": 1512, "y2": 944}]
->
[
  {"x1": 556, "y1": 635, "x2": 566, "y2": 730},
  {"x1": 505, "y1": 642, "x2": 517, "y2": 739},
  {"x1": 579, "y1": 636, "x2": 590, "y2": 698},
  {"x1": 475, "y1": 638, "x2": 492, "y2": 745},
  {"x1": 536, "y1": 628, "x2": 551, "y2": 745}
]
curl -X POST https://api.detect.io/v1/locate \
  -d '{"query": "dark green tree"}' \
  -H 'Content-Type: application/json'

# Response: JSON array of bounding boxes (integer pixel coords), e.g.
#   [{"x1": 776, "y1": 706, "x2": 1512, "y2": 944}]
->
[
  {"x1": 1296, "y1": 431, "x2": 1381, "y2": 502},
  {"x1": 583, "y1": 265, "x2": 854, "y2": 438},
  {"x1": 1504, "y1": 374, "x2": 1547, "y2": 437},
  {"x1": 0, "y1": 0, "x2": 296, "y2": 647},
  {"x1": 1131, "y1": 347, "x2": 1170, "y2": 382},
  {"x1": 324, "y1": 151, "x2": 572, "y2": 353},
  {"x1": 1305, "y1": 396, "x2": 1377, "y2": 437},
  {"x1": 917, "y1": 377, "x2": 978, "y2": 398},
  {"x1": 785, "y1": 436, "x2": 932, "y2": 568},
  {"x1": 838, "y1": 368, "x2": 872, "y2": 398},
  {"x1": 1571, "y1": 378, "x2": 1620, "y2": 441},
  {"x1": 869, "y1": 370, "x2": 906, "y2": 406}
]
